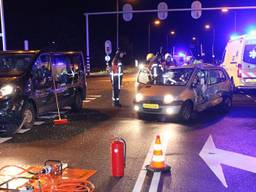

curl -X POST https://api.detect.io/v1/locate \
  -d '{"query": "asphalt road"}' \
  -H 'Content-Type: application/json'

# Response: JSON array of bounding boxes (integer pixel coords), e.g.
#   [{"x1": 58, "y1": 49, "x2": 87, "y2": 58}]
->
[{"x1": 0, "y1": 72, "x2": 256, "y2": 192}]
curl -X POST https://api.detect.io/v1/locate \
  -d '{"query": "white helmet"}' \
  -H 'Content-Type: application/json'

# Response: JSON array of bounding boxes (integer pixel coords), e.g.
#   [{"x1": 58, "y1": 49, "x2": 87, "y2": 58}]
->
[{"x1": 164, "y1": 53, "x2": 172, "y2": 60}]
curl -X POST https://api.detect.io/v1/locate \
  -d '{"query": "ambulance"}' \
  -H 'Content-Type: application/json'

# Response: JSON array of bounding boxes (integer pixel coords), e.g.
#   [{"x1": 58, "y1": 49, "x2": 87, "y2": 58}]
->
[{"x1": 222, "y1": 32, "x2": 256, "y2": 89}]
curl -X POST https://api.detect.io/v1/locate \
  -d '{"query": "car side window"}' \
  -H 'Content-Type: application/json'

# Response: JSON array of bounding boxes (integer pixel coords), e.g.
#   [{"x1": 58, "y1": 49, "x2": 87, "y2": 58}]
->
[
  {"x1": 69, "y1": 54, "x2": 82, "y2": 83},
  {"x1": 52, "y1": 54, "x2": 72, "y2": 87},
  {"x1": 33, "y1": 54, "x2": 52, "y2": 89},
  {"x1": 207, "y1": 69, "x2": 225, "y2": 85},
  {"x1": 218, "y1": 70, "x2": 226, "y2": 82}
]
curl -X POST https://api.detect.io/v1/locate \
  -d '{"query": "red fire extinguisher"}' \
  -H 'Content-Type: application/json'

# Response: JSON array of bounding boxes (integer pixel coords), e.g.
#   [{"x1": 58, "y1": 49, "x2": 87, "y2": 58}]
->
[{"x1": 111, "y1": 137, "x2": 126, "y2": 177}]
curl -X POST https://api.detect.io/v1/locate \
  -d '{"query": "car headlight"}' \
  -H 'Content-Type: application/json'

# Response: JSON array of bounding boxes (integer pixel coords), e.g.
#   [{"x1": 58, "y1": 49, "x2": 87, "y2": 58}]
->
[
  {"x1": 163, "y1": 94, "x2": 174, "y2": 104},
  {"x1": 135, "y1": 93, "x2": 144, "y2": 102},
  {"x1": 0, "y1": 85, "x2": 15, "y2": 98}
]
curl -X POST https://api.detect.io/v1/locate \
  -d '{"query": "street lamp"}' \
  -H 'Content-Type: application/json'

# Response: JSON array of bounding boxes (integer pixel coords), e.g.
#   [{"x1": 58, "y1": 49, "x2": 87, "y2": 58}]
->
[
  {"x1": 192, "y1": 36, "x2": 196, "y2": 41},
  {"x1": 148, "y1": 19, "x2": 161, "y2": 52},
  {"x1": 221, "y1": 7, "x2": 229, "y2": 13},
  {"x1": 170, "y1": 30, "x2": 175, "y2": 36},
  {"x1": 166, "y1": 30, "x2": 176, "y2": 55},
  {"x1": 204, "y1": 24, "x2": 216, "y2": 63}
]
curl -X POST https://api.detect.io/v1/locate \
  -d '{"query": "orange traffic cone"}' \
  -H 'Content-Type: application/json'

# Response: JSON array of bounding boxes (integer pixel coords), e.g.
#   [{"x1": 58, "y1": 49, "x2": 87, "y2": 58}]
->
[{"x1": 146, "y1": 135, "x2": 171, "y2": 173}]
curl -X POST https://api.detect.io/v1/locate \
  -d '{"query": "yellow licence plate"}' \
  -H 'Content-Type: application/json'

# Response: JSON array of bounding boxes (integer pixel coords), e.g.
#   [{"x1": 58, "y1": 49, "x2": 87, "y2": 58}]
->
[{"x1": 143, "y1": 103, "x2": 159, "y2": 109}]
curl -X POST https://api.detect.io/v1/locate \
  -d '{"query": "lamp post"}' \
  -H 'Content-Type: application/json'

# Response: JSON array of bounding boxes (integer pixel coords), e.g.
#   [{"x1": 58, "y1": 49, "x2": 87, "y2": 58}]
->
[
  {"x1": 221, "y1": 7, "x2": 237, "y2": 33},
  {"x1": 116, "y1": 0, "x2": 119, "y2": 50},
  {"x1": 204, "y1": 24, "x2": 215, "y2": 63},
  {"x1": 148, "y1": 19, "x2": 161, "y2": 52},
  {"x1": 0, "y1": 0, "x2": 6, "y2": 51}
]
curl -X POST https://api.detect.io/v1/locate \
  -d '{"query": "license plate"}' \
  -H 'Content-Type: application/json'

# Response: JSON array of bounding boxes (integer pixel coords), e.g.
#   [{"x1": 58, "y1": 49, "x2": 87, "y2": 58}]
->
[{"x1": 143, "y1": 103, "x2": 159, "y2": 109}]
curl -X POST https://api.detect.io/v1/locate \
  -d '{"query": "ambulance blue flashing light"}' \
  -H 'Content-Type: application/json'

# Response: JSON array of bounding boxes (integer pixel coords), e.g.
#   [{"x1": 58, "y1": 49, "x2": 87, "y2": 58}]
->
[
  {"x1": 230, "y1": 34, "x2": 240, "y2": 41},
  {"x1": 178, "y1": 52, "x2": 186, "y2": 58}
]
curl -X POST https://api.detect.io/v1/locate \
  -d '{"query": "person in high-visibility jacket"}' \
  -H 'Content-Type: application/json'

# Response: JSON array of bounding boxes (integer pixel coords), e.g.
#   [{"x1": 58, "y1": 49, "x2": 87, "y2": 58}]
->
[{"x1": 110, "y1": 49, "x2": 125, "y2": 107}]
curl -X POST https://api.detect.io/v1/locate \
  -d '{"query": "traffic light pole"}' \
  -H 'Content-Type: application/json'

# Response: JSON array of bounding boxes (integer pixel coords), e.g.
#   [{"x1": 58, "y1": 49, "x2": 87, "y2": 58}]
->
[
  {"x1": 0, "y1": 0, "x2": 6, "y2": 51},
  {"x1": 84, "y1": 6, "x2": 256, "y2": 73}
]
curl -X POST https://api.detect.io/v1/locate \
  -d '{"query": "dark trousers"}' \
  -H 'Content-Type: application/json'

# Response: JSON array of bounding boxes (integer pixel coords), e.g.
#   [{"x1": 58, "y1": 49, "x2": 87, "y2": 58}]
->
[{"x1": 112, "y1": 75, "x2": 122, "y2": 104}]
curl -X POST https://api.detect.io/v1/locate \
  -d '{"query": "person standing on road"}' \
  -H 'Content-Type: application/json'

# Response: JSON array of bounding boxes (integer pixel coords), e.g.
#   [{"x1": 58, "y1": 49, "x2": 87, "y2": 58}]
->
[{"x1": 110, "y1": 49, "x2": 125, "y2": 107}]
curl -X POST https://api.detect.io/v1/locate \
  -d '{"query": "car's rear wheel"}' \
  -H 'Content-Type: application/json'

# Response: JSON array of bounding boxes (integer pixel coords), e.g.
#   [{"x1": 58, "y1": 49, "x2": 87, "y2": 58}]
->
[
  {"x1": 21, "y1": 102, "x2": 35, "y2": 129},
  {"x1": 72, "y1": 92, "x2": 83, "y2": 112},
  {"x1": 179, "y1": 101, "x2": 193, "y2": 121}
]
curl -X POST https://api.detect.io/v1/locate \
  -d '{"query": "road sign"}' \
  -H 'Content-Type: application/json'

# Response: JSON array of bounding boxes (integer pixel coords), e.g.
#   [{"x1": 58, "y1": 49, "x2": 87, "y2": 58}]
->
[
  {"x1": 105, "y1": 40, "x2": 112, "y2": 55},
  {"x1": 123, "y1": 4, "x2": 133, "y2": 22},
  {"x1": 191, "y1": 1, "x2": 202, "y2": 19},
  {"x1": 157, "y1": 2, "x2": 168, "y2": 20},
  {"x1": 105, "y1": 55, "x2": 111, "y2": 62}
]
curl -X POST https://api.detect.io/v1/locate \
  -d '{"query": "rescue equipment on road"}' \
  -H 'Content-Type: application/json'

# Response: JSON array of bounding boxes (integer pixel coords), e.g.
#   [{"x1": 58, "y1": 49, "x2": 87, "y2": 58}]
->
[
  {"x1": 111, "y1": 137, "x2": 126, "y2": 177},
  {"x1": 0, "y1": 160, "x2": 96, "y2": 192},
  {"x1": 146, "y1": 135, "x2": 171, "y2": 173}
]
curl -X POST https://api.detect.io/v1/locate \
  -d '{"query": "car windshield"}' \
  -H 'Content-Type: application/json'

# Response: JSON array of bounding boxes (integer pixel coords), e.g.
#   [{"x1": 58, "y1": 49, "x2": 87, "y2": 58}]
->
[
  {"x1": 243, "y1": 44, "x2": 256, "y2": 64},
  {"x1": 0, "y1": 53, "x2": 35, "y2": 76},
  {"x1": 138, "y1": 68, "x2": 194, "y2": 86}
]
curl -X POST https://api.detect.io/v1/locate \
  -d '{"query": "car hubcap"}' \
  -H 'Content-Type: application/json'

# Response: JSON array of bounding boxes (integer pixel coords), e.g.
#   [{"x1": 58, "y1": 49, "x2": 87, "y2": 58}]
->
[{"x1": 24, "y1": 109, "x2": 33, "y2": 124}]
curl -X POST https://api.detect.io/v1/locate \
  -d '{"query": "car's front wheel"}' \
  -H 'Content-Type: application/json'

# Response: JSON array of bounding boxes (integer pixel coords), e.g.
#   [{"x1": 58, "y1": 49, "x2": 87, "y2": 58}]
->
[
  {"x1": 220, "y1": 96, "x2": 232, "y2": 113},
  {"x1": 21, "y1": 102, "x2": 36, "y2": 129},
  {"x1": 72, "y1": 92, "x2": 83, "y2": 112},
  {"x1": 179, "y1": 101, "x2": 193, "y2": 121}
]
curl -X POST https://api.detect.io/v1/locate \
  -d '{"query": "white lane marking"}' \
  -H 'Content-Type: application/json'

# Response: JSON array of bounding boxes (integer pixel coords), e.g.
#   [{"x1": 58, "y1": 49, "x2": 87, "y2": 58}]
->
[
  {"x1": 246, "y1": 94, "x2": 252, "y2": 99},
  {"x1": 88, "y1": 95, "x2": 102, "y2": 98},
  {"x1": 149, "y1": 173, "x2": 161, "y2": 192},
  {"x1": 34, "y1": 121, "x2": 45, "y2": 126},
  {"x1": 148, "y1": 135, "x2": 170, "y2": 192},
  {"x1": 132, "y1": 139, "x2": 156, "y2": 192},
  {"x1": 86, "y1": 97, "x2": 97, "y2": 100},
  {"x1": 83, "y1": 100, "x2": 91, "y2": 103},
  {"x1": 17, "y1": 129, "x2": 31, "y2": 134},
  {"x1": 0, "y1": 137, "x2": 12, "y2": 143}
]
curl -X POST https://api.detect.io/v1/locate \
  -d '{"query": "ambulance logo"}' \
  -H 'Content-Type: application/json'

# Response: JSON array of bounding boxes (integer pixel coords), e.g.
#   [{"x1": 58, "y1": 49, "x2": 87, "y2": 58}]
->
[{"x1": 249, "y1": 49, "x2": 256, "y2": 59}]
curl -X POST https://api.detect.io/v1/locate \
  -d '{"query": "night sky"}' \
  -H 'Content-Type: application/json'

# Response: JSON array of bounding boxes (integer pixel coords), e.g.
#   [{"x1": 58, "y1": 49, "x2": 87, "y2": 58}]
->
[{"x1": 4, "y1": 0, "x2": 256, "y2": 69}]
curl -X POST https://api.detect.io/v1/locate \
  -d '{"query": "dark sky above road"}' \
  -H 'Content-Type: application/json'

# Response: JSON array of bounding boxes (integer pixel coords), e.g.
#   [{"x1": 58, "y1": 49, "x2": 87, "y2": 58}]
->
[{"x1": 4, "y1": 0, "x2": 256, "y2": 67}]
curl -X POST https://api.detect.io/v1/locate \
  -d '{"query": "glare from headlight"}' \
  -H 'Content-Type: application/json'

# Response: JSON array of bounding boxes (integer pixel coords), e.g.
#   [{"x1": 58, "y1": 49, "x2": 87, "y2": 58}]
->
[
  {"x1": 164, "y1": 94, "x2": 174, "y2": 104},
  {"x1": 166, "y1": 107, "x2": 175, "y2": 115},
  {"x1": 135, "y1": 93, "x2": 143, "y2": 102},
  {"x1": 0, "y1": 85, "x2": 14, "y2": 97},
  {"x1": 134, "y1": 105, "x2": 139, "y2": 111}
]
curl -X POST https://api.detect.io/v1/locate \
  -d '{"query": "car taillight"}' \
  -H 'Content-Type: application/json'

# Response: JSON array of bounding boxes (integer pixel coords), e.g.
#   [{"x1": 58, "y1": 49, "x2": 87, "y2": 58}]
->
[{"x1": 237, "y1": 64, "x2": 242, "y2": 78}]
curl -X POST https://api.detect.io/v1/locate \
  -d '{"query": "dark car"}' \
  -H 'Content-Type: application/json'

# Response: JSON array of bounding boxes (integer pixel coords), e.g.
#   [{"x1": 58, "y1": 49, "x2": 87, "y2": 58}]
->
[{"x1": 0, "y1": 50, "x2": 87, "y2": 135}]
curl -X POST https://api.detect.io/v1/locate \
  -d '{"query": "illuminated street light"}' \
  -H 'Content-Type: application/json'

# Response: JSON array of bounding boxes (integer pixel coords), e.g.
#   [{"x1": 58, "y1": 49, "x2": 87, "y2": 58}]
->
[
  {"x1": 205, "y1": 24, "x2": 211, "y2": 30},
  {"x1": 170, "y1": 30, "x2": 175, "y2": 36},
  {"x1": 154, "y1": 19, "x2": 161, "y2": 26},
  {"x1": 192, "y1": 36, "x2": 196, "y2": 41},
  {"x1": 221, "y1": 7, "x2": 229, "y2": 13}
]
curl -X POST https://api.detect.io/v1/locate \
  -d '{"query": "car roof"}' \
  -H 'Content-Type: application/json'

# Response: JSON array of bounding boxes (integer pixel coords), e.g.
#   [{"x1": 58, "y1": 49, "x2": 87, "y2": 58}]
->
[{"x1": 173, "y1": 63, "x2": 223, "y2": 70}]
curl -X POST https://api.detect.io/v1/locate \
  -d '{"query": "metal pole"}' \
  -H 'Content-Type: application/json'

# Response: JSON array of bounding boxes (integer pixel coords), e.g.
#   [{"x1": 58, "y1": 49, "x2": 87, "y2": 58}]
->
[
  {"x1": 234, "y1": 11, "x2": 237, "y2": 33},
  {"x1": 116, "y1": 0, "x2": 119, "y2": 50},
  {"x1": 0, "y1": 0, "x2": 6, "y2": 51},
  {"x1": 212, "y1": 28, "x2": 215, "y2": 64},
  {"x1": 148, "y1": 23, "x2": 151, "y2": 52},
  {"x1": 85, "y1": 14, "x2": 90, "y2": 75}
]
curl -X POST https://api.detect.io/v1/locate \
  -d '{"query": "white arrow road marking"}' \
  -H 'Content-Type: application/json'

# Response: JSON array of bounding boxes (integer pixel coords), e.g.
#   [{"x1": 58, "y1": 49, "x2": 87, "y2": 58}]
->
[
  {"x1": 0, "y1": 137, "x2": 12, "y2": 143},
  {"x1": 199, "y1": 135, "x2": 256, "y2": 188}
]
